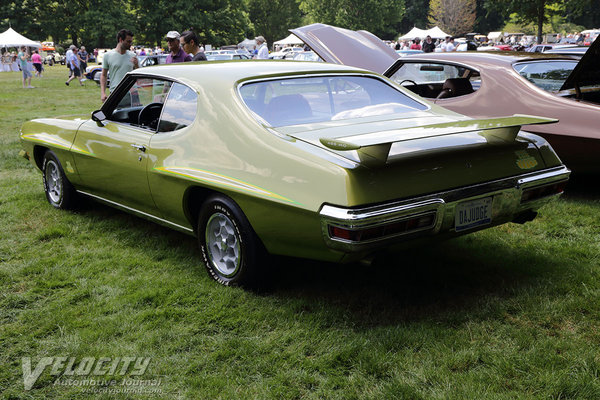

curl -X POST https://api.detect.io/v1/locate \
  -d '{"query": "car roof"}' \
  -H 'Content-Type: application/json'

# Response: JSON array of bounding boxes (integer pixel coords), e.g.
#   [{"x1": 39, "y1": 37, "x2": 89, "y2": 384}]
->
[
  {"x1": 395, "y1": 51, "x2": 578, "y2": 70},
  {"x1": 130, "y1": 60, "x2": 374, "y2": 89}
]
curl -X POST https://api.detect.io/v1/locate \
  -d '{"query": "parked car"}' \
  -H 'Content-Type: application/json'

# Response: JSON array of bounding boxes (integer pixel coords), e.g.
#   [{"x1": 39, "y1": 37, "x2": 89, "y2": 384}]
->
[
  {"x1": 292, "y1": 51, "x2": 322, "y2": 62},
  {"x1": 20, "y1": 61, "x2": 569, "y2": 286},
  {"x1": 85, "y1": 54, "x2": 168, "y2": 85},
  {"x1": 206, "y1": 53, "x2": 251, "y2": 60},
  {"x1": 291, "y1": 23, "x2": 600, "y2": 173},
  {"x1": 270, "y1": 46, "x2": 304, "y2": 59},
  {"x1": 43, "y1": 52, "x2": 65, "y2": 66},
  {"x1": 545, "y1": 46, "x2": 588, "y2": 56}
]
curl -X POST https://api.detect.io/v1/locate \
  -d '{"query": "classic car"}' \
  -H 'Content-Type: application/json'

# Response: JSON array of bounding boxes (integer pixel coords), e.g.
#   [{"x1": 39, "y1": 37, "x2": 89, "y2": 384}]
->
[
  {"x1": 206, "y1": 53, "x2": 251, "y2": 61},
  {"x1": 20, "y1": 61, "x2": 569, "y2": 286},
  {"x1": 291, "y1": 23, "x2": 600, "y2": 174}
]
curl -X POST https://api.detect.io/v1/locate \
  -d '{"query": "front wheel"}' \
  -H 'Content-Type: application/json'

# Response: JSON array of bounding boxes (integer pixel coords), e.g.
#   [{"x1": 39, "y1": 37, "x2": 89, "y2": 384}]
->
[
  {"x1": 198, "y1": 194, "x2": 266, "y2": 287},
  {"x1": 42, "y1": 150, "x2": 77, "y2": 209}
]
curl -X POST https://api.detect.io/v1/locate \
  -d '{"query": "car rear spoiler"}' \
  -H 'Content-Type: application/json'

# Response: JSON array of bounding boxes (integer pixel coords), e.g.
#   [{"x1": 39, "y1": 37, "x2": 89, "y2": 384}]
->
[{"x1": 315, "y1": 114, "x2": 557, "y2": 167}]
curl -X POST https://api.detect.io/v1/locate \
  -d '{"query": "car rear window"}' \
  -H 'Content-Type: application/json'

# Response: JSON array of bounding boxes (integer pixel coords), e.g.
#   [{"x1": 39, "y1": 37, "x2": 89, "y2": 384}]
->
[
  {"x1": 514, "y1": 60, "x2": 577, "y2": 92},
  {"x1": 239, "y1": 75, "x2": 428, "y2": 127}
]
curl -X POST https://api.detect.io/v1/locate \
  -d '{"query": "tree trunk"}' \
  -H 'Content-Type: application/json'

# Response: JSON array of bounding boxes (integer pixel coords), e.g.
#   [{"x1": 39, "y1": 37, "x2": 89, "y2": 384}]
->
[{"x1": 537, "y1": 0, "x2": 544, "y2": 44}]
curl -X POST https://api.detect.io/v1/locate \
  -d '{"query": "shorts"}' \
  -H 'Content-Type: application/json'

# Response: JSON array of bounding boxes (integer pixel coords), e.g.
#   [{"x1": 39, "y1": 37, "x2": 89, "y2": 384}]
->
[
  {"x1": 33, "y1": 63, "x2": 42, "y2": 73},
  {"x1": 22, "y1": 69, "x2": 32, "y2": 79},
  {"x1": 72, "y1": 67, "x2": 81, "y2": 77}
]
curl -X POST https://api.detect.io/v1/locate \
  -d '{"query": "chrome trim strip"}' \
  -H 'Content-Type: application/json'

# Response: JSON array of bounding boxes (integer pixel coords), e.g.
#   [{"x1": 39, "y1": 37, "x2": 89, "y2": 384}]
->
[
  {"x1": 319, "y1": 166, "x2": 570, "y2": 252},
  {"x1": 77, "y1": 190, "x2": 194, "y2": 235}
]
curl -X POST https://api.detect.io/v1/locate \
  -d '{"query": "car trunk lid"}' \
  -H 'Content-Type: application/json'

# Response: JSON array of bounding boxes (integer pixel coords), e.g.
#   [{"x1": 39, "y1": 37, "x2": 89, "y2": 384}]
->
[{"x1": 290, "y1": 23, "x2": 399, "y2": 75}]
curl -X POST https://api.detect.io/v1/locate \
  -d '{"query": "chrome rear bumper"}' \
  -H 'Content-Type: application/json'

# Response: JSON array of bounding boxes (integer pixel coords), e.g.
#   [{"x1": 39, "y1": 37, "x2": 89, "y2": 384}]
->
[{"x1": 320, "y1": 166, "x2": 570, "y2": 252}]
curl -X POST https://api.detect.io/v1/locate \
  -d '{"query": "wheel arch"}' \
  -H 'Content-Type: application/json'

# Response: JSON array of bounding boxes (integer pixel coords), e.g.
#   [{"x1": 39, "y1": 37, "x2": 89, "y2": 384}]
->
[
  {"x1": 183, "y1": 185, "x2": 220, "y2": 235},
  {"x1": 33, "y1": 145, "x2": 50, "y2": 170}
]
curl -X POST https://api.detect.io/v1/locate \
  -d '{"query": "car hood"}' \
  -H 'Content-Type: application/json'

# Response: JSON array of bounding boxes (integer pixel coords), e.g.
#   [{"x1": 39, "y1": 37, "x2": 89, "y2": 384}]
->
[
  {"x1": 290, "y1": 23, "x2": 399, "y2": 76},
  {"x1": 559, "y1": 35, "x2": 600, "y2": 91}
]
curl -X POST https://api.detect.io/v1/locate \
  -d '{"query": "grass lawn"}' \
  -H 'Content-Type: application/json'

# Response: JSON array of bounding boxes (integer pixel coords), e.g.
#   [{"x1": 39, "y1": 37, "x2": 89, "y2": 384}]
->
[{"x1": 1, "y1": 66, "x2": 599, "y2": 399}]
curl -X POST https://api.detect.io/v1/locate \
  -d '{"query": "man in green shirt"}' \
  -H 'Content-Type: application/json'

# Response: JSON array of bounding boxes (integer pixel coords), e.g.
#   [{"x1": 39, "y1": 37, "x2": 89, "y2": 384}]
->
[{"x1": 101, "y1": 29, "x2": 139, "y2": 102}]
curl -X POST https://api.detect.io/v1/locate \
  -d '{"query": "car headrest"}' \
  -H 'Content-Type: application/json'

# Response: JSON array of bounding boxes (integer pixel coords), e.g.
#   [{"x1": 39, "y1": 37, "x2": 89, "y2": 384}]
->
[
  {"x1": 437, "y1": 78, "x2": 474, "y2": 99},
  {"x1": 264, "y1": 94, "x2": 312, "y2": 126}
]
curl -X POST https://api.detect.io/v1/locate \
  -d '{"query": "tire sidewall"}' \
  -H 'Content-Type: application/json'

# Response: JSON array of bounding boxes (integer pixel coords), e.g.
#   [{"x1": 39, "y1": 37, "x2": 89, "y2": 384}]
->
[
  {"x1": 198, "y1": 196, "x2": 258, "y2": 286},
  {"x1": 42, "y1": 150, "x2": 75, "y2": 209},
  {"x1": 42, "y1": 152, "x2": 64, "y2": 208}
]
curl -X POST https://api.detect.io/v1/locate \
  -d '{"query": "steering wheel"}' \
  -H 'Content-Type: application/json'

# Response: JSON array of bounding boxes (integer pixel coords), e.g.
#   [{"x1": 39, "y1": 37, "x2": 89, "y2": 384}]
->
[
  {"x1": 138, "y1": 102, "x2": 163, "y2": 128},
  {"x1": 399, "y1": 79, "x2": 421, "y2": 95}
]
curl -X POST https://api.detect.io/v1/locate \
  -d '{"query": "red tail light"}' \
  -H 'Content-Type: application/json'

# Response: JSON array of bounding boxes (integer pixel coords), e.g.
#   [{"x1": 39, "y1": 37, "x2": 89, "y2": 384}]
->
[
  {"x1": 328, "y1": 213, "x2": 435, "y2": 242},
  {"x1": 521, "y1": 181, "x2": 568, "y2": 203}
]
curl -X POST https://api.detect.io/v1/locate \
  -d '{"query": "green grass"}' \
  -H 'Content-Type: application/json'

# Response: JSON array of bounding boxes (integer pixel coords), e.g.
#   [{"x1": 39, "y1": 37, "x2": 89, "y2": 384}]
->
[{"x1": 1, "y1": 66, "x2": 599, "y2": 399}]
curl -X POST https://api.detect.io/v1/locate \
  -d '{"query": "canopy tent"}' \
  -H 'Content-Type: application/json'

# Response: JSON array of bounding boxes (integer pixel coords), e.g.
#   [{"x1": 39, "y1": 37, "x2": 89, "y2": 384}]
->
[
  {"x1": 399, "y1": 27, "x2": 427, "y2": 40},
  {"x1": 399, "y1": 26, "x2": 450, "y2": 40},
  {"x1": 273, "y1": 34, "x2": 303, "y2": 46},
  {"x1": 238, "y1": 38, "x2": 257, "y2": 49},
  {"x1": 0, "y1": 28, "x2": 41, "y2": 48},
  {"x1": 425, "y1": 26, "x2": 450, "y2": 39}
]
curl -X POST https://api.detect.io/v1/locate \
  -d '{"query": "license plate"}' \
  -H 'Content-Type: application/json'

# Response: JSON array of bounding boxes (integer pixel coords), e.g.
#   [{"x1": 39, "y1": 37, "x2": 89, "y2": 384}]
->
[{"x1": 455, "y1": 197, "x2": 493, "y2": 232}]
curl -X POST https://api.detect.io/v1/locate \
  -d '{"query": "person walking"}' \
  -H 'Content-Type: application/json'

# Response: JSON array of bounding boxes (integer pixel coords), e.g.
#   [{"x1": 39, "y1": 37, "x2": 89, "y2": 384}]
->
[
  {"x1": 165, "y1": 31, "x2": 192, "y2": 63},
  {"x1": 18, "y1": 47, "x2": 34, "y2": 88},
  {"x1": 31, "y1": 50, "x2": 43, "y2": 77},
  {"x1": 255, "y1": 36, "x2": 269, "y2": 59},
  {"x1": 65, "y1": 47, "x2": 84, "y2": 86},
  {"x1": 101, "y1": 29, "x2": 139, "y2": 102},
  {"x1": 180, "y1": 30, "x2": 207, "y2": 61}
]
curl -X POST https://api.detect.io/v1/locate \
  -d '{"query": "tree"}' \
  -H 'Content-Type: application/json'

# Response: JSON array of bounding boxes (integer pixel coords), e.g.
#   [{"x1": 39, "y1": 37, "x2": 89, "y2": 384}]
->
[
  {"x1": 397, "y1": 0, "x2": 429, "y2": 36},
  {"x1": 484, "y1": 0, "x2": 564, "y2": 43},
  {"x1": 300, "y1": 0, "x2": 405, "y2": 40},
  {"x1": 247, "y1": 0, "x2": 303, "y2": 46},
  {"x1": 428, "y1": 0, "x2": 476, "y2": 36}
]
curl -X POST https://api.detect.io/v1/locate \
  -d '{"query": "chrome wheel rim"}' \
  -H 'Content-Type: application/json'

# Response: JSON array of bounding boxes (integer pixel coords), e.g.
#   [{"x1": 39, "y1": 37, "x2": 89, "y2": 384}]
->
[
  {"x1": 205, "y1": 212, "x2": 241, "y2": 277},
  {"x1": 45, "y1": 160, "x2": 62, "y2": 204}
]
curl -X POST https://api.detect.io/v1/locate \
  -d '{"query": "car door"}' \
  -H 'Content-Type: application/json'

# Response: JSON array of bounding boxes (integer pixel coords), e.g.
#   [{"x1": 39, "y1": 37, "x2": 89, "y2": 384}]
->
[{"x1": 71, "y1": 76, "x2": 172, "y2": 215}]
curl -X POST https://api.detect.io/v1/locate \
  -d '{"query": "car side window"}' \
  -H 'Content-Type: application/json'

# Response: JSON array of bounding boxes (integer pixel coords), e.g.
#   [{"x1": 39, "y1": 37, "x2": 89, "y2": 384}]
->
[
  {"x1": 157, "y1": 83, "x2": 198, "y2": 132},
  {"x1": 513, "y1": 61, "x2": 577, "y2": 92},
  {"x1": 390, "y1": 63, "x2": 480, "y2": 98},
  {"x1": 108, "y1": 77, "x2": 172, "y2": 130}
]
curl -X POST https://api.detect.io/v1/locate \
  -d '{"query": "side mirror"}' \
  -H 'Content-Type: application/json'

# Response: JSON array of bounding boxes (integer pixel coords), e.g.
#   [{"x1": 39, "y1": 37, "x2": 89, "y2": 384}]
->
[{"x1": 91, "y1": 109, "x2": 106, "y2": 127}]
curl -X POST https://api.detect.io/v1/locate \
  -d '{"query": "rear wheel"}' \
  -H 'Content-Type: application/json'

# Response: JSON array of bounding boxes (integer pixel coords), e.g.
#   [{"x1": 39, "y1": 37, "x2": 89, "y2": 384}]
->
[
  {"x1": 198, "y1": 194, "x2": 266, "y2": 287},
  {"x1": 42, "y1": 150, "x2": 77, "y2": 209}
]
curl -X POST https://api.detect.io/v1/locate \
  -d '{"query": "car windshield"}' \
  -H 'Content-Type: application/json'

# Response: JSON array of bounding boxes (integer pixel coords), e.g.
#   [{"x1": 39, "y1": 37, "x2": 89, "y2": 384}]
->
[
  {"x1": 239, "y1": 75, "x2": 428, "y2": 127},
  {"x1": 513, "y1": 60, "x2": 578, "y2": 92}
]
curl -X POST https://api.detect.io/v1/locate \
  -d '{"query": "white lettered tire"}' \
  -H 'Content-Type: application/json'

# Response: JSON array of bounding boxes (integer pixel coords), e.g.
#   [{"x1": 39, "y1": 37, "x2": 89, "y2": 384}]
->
[{"x1": 198, "y1": 194, "x2": 266, "y2": 287}]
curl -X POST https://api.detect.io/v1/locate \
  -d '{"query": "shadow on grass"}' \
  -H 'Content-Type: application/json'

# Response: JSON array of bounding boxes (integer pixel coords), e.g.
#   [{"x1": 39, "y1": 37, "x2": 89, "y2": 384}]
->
[
  {"x1": 77, "y1": 196, "x2": 566, "y2": 327},
  {"x1": 564, "y1": 173, "x2": 600, "y2": 200}
]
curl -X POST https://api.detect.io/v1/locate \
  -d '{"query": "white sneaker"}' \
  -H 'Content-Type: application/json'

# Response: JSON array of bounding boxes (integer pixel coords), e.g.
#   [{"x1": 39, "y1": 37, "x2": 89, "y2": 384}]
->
[{"x1": 81, "y1": 78, "x2": 87, "y2": 82}]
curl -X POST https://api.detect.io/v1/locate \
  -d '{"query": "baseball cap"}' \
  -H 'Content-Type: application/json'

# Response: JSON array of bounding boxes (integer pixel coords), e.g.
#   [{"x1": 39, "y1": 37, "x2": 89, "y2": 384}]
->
[{"x1": 166, "y1": 31, "x2": 180, "y2": 40}]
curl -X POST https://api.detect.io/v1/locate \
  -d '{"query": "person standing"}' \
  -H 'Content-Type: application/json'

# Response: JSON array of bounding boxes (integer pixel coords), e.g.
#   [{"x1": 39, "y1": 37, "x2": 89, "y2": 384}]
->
[
  {"x1": 255, "y1": 36, "x2": 268, "y2": 59},
  {"x1": 65, "y1": 45, "x2": 75, "y2": 78},
  {"x1": 410, "y1": 38, "x2": 422, "y2": 50},
  {"x1": 180, "y1": 31, "x2": 207, "y2": 61},
  {"x1": 18, "y1": 47, "x2": 34, "y2": 88},
  {"x1": 422, "y1": 36, "x2": 435, "y2": 53},
  {"x1": 165, "y1": 31, "x2": 192, "y2": 63},
  {"x1": 31, "y1": 50, "x2": 43, "y2": 77},
  {"x1": 101, "y1": 29, "x2": 139, "y2": 102},
  {"x1": 78, "y1": 46, "x2": 89, "y2": 74},
  {"x1": 441, "y1": 36, "x2": 456, "y2": 52}
]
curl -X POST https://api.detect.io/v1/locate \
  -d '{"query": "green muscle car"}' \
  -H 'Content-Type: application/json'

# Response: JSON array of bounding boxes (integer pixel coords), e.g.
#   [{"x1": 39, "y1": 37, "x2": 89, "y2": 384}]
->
[{"x1": 20, "y1": 61, "x2": 570, "y2": 286}]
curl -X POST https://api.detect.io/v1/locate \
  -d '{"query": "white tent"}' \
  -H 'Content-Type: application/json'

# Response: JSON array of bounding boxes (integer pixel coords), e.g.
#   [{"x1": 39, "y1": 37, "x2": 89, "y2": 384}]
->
[
  {"x1": 399, "y1": 27, "x2": 428, "y2": 40},
  {"x1": 273, "y1": 34, "x2": 303, "y2": 46},
  {"x1": 238, "y1": 38, "x2": 257, "y2": 49},
  {"x1": 424, "y1": 26, "x2": 450, "y2": 39},
  {"x1": 0, "y1": 27, "x2": 41, "y2": 48}
]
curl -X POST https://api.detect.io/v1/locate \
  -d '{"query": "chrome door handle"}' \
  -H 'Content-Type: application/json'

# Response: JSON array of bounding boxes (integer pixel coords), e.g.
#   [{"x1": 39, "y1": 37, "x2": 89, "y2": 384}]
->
[{"x1": 131, "y1": 144, "x2": 146, "y2": 152}]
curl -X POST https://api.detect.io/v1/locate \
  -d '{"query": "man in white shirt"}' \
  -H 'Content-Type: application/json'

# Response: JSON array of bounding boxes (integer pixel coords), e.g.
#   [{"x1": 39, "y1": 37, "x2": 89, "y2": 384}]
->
[
  {"x1": 255, "y1": 36, "x2": 269, "y2": 59},
  {"x1": 441, "y1": 36, "x2": 456, "y2": 52}
]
